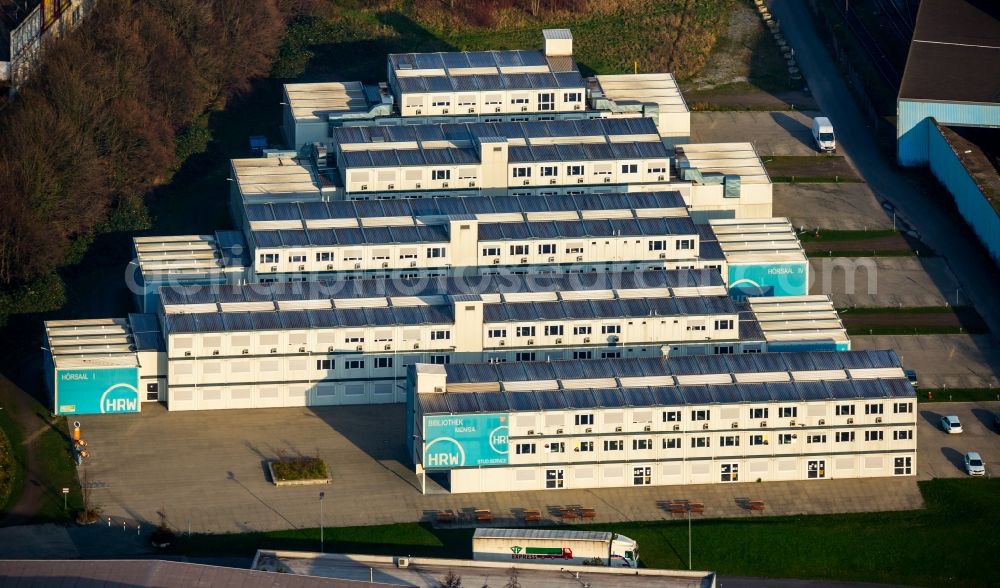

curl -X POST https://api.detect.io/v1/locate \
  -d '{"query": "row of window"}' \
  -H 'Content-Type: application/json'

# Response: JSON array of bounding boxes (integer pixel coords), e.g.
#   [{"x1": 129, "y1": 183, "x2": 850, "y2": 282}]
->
[
  {"x1": 416, "y1": 92, "x2": 582, "y2": 109},
  {"x1": 511, "y1": 163, "x2": 667, "y2": 178},
  {"x1": 514, "y1": 429, "x2": 914, "y2": 455},
  {"x1": 536, "y1": 456, "x2": 915, "y2": 489},
  {"x1": 315, "y1": 355, "x2": 450, "y2": 371}
]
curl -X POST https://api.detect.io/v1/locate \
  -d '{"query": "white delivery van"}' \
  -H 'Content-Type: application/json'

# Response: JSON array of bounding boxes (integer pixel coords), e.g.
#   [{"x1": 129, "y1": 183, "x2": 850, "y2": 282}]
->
[
  {"x1": 812, "y1": 116, "x2": 836, "y2": 152},
  {"x1": 472, "y1": 528, "x2": 639, "y2": 568}
]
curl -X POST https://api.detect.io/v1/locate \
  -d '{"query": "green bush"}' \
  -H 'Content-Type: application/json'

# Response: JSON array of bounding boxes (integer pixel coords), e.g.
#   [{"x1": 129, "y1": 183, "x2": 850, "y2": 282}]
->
[{"x1": 272, "y1": 457, "x2": 328, "y2": 481}]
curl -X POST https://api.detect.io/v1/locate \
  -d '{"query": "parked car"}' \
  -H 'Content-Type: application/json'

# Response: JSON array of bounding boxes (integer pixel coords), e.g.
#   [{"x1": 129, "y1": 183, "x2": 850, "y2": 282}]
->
[
  {"x1": 811, "y1": 116, "x2": 836, "y2": 152},
  {"x1": 904, "y1": 369, "x2": 918, "y2": 386},
  {"x1": 964, "y1": 452, "x2": 985, "y2": 476},
  {"x1": 940, "y1": 415, "x2": 963, "y2": 434}
]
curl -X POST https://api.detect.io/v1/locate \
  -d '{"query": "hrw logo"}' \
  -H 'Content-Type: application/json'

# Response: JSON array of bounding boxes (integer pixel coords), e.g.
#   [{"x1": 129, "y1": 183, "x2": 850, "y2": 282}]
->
[
  {"x1": 488, "y1": 424, "x2": 508, "y2": 455},
  {"x1": 510, "y1": 546, "x2": 523, "y2": 554},
  {"x1": 100, "y1": 385, "x2": 140, "y2": 414}
]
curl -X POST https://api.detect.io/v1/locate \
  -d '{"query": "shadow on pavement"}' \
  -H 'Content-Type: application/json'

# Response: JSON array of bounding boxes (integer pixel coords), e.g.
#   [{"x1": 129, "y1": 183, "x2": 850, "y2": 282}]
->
[
  {"x1": 769, "y1": 112, "x2": 815, "y2": 151},
  {"x1": 919, "y1": 409, "x2": 942, "y2": 428},
  {"x1": 971, "y1": 408, "x2": 998, "y2": 432},
  {"x1": 939, "y1": 447, "x2": 966, "y2": 474}
]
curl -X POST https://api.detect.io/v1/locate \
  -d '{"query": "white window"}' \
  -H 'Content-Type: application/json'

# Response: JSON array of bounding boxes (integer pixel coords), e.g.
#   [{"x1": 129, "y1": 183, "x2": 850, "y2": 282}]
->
[
  {"x1": 662, "y1": 410, "x2": 681, "y2": 422},
  {"x1": 648, "y1": 165, "x2": 667, "y2": 174},
  {"x1": 516, "y1": 443, "x2": 536, "y2": 454},
  {"x1": 779, "y1": 407, "x2": 798, "y2": 418},
  {"x1": 691, "y1": 409, "x2": 710, "y2": 421},
  {"x1": 663, "y1": 437, "x2": 680, "y2": 449},
  {"x1": 540, "y1": 166, "x2": 557, "y2": 177},
  {"x1": 715, "y1": 319, "x2": 734, "y2": 330},
  {"x1": 426, "y1": 247, "x2": 446, "y2": 258},
  {"x1": 632, "y1": 466, "x2": 652, "y2": 485},
  {"x1": 865, "y1": 430, "x2": 884, "y2": 442},
  {"x1": 836, "y1": 431, "x2": 855, "y2": 442},
  {"x1": 807, "y1": 434, "x2": 827, "y2": 444},
  {"x1": 482, "y1": 247, "x2": 500, "y2": 256},
  {"x1": 316, "y1": 251, "x2": 333, "y2": 262},
  {"x1": 633, "y1": 439, "x2": 652, "y2": 450},
  {"x1": 603, "y1": 440, "x2": 623, "y2": 451},
  {"x1": 778, "y1": 433, "x2": 794, "y2": 444},
  {"x1": 676, "y1": 239, "x2": 695, "y2": 250},
  {"x1": 563, "y1": 91, "x2": 582, "y2": 102},
  {"x1": 512, "y1": 167, "x2": 531, "y2": 178},
  {"x1": 836, "y1": 404, "x2": 855, "y2": 416},
  {"x1": 893, "y1": 402, "x2": 913, "y2": 414},
  {"x1": 432, "y1": 170, "x2": 450, "y2": 180},
  {"x1": 691, "y1": 436, "x2": 710, "y2": 448},
  {"x1": 538, "y1": 243, "x2": 557, "y2": 254},
  {"x1": 515, "y1": 352, "x2": 535, "y2": 362},
  {"x1": 544, "y1": 325, "x2": 563, "y2": 336},
  {"x1": 573, "y1": 326, "x2": 592, "y2": 335},
  {"x1": 572, "y1": 350, "x2": 592, "y2": 359},
  {"x1": 749, "y1": 434, "x2": 768, "y2": 446},
  {"x1": 259, "y1": 253, "x2": 279, "y2": 264},
  {"x1": 602, "y1": 325, "x2": 621, "y2": 335},
  {"x1": 345, "y1": 359, "x2": 365, "y2": 370},
  {"x1": 575, "y1": 414, "x2": 594, "y2": 426},
  {"x1": 516, "y1": 326, "x2": 536, "y2": 337},
  {"x1": 621, "y1": 163, "x2": 638, "y2": 174},
  {"x1": 315, "y1": 359, "x2": 334, "y2": 370},
  {"x1": 750, "y1": 408, "x2": 768, "y2": 419},
  {"x1": 431, "y1": 98, "x2": 450, "y2": 107},
  {"x1": 488, "y1": 329, "x2": 507, "y2": 338},
  {"x1": 579, "y1": 441, "x2": 594, "y2": 452},
  {"x1": 893, "y1": 456, "x2": 912, "y2": 475},
  {"x1": 430, "y1": 330, "x2": 451, "y2": 340},
  {"x1": 510, "y1": 244, "x2": 529, "y2": 255},
  {"x1": 547, "y1": 442, "x2": 564, "y2": 453},
  {"x1": 865, "y1": 403, "x2": 884, "y2": 415},
  {"x1": 714, "y1": 345, "x2": 734, "y2": 354},
  {"x1": 430, "y1": 355, "x2": 450, "y2": 365},
  {"x1": 893, "y1": 429, "x2": 913, "y2": 440},
  {"x1": 648, "y1": 240, "x2": 667, "y2": 251},
  {"x1": 566, "y1": 165, "x2": 584, "y2": 176},
  {"x1": 719, "y1": 435, "x2": 740, "y2": 447}
]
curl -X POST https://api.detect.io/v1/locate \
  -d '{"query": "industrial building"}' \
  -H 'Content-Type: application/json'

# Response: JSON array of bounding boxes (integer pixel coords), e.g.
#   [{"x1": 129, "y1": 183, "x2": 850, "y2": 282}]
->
[
  {"x1": 281, "y1": 29, "x2": 690, "y2": 150},
  {"x1": 407, "y1": 350, "x2": 916, "y2": 494},
  {"x1": 1, "y1": 0, "x2": 89, "y2": 88},
  {"x1": 896, "y1": 0, "x2": 1000, "y2": 264},
  {"x1": 42, "y1": 269, "x2": 848, "y2": 415}
]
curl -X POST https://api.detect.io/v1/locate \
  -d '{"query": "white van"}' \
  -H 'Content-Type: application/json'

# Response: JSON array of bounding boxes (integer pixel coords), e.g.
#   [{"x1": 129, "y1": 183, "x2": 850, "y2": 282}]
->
[{"x1": 812, "y1": 117, "x2": 836, "y2": 152}]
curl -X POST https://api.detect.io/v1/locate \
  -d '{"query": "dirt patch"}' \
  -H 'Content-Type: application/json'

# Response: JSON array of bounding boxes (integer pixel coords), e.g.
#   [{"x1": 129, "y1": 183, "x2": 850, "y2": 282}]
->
[
  {"x1": 803, "y1": 234, "x2": 909, "y2": 254},
  {"x1": 763, "y1": 156, "x2": 859, "y2": 181}
]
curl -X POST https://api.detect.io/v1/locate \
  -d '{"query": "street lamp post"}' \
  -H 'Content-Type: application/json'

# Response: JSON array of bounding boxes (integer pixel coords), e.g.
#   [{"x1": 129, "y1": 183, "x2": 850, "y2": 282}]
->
[{"x1": 319, "y1": 491, "x2": 325, "y2": 553}]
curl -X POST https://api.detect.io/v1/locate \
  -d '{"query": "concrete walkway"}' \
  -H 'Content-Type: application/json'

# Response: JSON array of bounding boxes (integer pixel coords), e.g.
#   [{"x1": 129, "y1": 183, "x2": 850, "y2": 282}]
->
[{"x1": 72, "y1": 404, "x2": 924, "y2": 534}]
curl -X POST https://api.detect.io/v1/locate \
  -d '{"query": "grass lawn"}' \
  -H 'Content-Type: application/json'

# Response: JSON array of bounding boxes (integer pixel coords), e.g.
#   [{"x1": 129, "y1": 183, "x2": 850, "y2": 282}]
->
[
  {"x1": 271, "y1": 457, "x2": 328, "y2": 481},
  {"x1": 917, "y1": 388, "x2": 1000, "y2": 403},
  {"x1": 168, "y1": 479, "x2": 999, "y2": 587},
  {"x1": 763, "y1": 156, "x2": 861, "y2": 183},
  {"x1": 798, "y1": 229, "x2": 899, "y2": 243},
  {"x1": 32, "y1": 411, "x2": 82, "y2": 522}
]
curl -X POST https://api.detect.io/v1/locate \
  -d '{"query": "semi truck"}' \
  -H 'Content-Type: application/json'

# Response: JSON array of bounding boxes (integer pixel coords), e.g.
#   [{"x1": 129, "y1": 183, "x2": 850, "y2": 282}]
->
[{"x1": 472, "y1": 528, "x2": 639, "y2": 568}]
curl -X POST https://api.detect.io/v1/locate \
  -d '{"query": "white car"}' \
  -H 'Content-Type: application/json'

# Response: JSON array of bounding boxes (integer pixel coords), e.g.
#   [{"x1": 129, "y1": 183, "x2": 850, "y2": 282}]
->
[
  {"x1": 964, "y1": 452, "x2": 985, "y2": 476},
  {"x1": 940, "y1": 415, "x2": 963, "y2": 434}
]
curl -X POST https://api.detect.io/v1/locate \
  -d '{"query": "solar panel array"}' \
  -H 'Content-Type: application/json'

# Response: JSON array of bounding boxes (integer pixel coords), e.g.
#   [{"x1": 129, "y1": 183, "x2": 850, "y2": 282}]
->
[
  {"x1": 165, "y1": 305, "x2": 456, "y2": 334},
  {"x1": 252, "y1": 225, "x2": 450, "y2": 248},
  {"x1": 507, "y1": 141, "x2": 668, "y2": 163},
  {"x1": 334, "y1": 118, "x2": 659, "y2": 147},
  {"x1": 477, "y1": 217, "x2": 696, "y2": 241},
  {"x1": 443, "y1": 350, "x2": 902, "y2": 384},
  {"x1": 245, "y1": 192, "x2": 686, "y2": 224},
  {"x1": 390, "y1": 49, "x2": 553, "y2": 72},
  {"x1": 395, "y1": 72, "x2": 584, "y2": 94},
  {"x1": 481, "y1": 296, "x2": 736, "y2": 322},
  {"x1": 160, "y1": 269, "x2": 723, "y2": 308},
  {"x1": 128, "y1": 313, "x2": 165, "y2": 352},
  {"x1": 419, "y1": 377, "x2": 914, "y2": 415}
]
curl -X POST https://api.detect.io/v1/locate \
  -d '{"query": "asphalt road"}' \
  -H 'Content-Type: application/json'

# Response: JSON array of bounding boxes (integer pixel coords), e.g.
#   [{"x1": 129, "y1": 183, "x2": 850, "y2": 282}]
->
[{"x1": 769, "y1": 0, "x2": 1000, "y2": 339}]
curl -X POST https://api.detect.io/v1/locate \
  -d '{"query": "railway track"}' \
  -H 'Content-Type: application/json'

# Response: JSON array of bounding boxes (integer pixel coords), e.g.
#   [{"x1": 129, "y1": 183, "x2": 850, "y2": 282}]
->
[{"x1": 833, "y1": 0, "x2": 903, "y2": 88}]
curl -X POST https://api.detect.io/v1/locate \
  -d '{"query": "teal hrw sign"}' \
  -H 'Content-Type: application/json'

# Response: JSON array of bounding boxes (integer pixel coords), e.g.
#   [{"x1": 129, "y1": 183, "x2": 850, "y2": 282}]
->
[
  {"x1": 55, "y1": 367, "x2": 140, "y2": 415},
  {"x1": 423, "y1": 413, "x2": 509, "y2": 470},
  {"x1": 728, "y1": 262, "x2": 808, "y2": 299}
]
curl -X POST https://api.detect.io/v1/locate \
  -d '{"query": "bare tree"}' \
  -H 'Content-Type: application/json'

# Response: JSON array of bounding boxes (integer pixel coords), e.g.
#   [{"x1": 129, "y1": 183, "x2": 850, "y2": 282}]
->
[
  {"x1": 438, "y1": 569, "x2": 462, "y2": 588},
  {"x1": 504, "y1": 567, "x2": 521, "y2": 588}
]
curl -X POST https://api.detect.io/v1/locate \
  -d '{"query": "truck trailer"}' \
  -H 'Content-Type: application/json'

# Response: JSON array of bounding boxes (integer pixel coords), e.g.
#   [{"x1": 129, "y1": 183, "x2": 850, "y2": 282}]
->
[{"x1": 472, "y1": 528, "x2": 639, "y2": 568}]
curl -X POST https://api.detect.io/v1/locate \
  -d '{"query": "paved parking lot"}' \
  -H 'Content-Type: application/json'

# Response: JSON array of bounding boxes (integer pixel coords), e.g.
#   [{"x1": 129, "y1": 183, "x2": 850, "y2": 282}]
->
[
  {"x1": 852, "y1": 334, "x2": 1000, "y2": 390},
  {"x1": 774, "y1": 183, "x2": 893, "y2": 231},
  {"x1": 690, "y1": 111, "x2": 820, "y2": 156},
  {"x1": 809, "y1": 256, "x2": 960, "y2": 308},
  {"x1": 916, "y1": 401, "x2": 1000, "y2": 480},
  {"x1": 76, "y1": 404, "x2": 923, "y2": 534}
]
